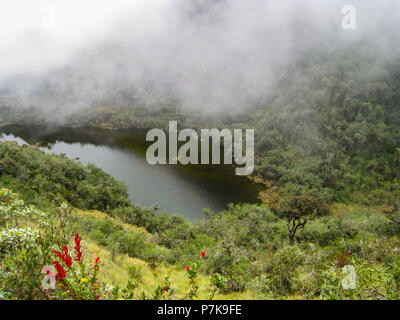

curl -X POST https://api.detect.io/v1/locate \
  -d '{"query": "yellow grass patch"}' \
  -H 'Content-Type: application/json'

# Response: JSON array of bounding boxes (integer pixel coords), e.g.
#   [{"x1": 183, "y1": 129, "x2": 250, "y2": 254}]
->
[
  {"x1": 74, "y1": 209, "x2": 151, "y2": 238},
  {"x1": 84, "y1": 240, "x2": 259, "y2": 300}
]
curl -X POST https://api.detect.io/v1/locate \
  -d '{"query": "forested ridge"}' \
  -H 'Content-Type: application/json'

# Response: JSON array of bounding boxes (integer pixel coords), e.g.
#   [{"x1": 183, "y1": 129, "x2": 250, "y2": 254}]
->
[{"x1": 1, "y1": 44, "x2": 399, "y2": 207}]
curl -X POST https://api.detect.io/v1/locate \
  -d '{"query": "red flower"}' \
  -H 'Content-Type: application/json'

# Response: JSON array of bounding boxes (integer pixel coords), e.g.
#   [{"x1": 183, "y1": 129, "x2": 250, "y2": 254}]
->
[
  {"x1": 54, "y1": 246, "x2": 73, "y2": 268},
  {"x1": 162, "y1": 286, "x2": 169, "y2": 293},
  {"x1": 63, "y1": 246, "x2": 73, "y2": 267},
  {"x1": 94, "y1": 257, "x2": 100, "y2": 269},
  {"x1": 186, "y1": 266, "x2": 190, "y2": 271},
  {"x1": 201, "y1": 251, "x2": 206, "y2": 257},
  {"x1": 53, "y1": 260, "x2": 67, "y2": 281},
  {"x1": 54, "y1": 249, "x2": 65, "y2": 261},
  {"x1": 75, "y1": 233, "x2": 83, "y2": 261},
  {"x1": 95, "y1": 294, "x2": 101, "y2": 300}
]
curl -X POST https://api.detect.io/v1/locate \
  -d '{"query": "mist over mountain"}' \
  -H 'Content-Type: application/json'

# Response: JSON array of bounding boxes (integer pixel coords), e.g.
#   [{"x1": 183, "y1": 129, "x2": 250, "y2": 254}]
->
[{"x1": 1, "y1": 0, "x2": 400, "y2": 122}]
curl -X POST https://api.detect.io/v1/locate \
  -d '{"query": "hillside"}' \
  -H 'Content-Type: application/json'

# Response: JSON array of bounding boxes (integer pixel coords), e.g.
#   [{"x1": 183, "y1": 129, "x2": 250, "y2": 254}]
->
[
  {"x1": 1, "y1": 41, "x2": 399, "y2": 209},
  {"x1": 0, "y1": 141, "x2": 399, "y2": 300}
]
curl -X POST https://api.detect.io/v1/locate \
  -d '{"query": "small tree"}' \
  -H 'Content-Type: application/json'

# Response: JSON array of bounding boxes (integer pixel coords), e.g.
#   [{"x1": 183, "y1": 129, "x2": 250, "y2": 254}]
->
[{"x1": 278, "y1": 194, "x2": 330, "y2": 244}]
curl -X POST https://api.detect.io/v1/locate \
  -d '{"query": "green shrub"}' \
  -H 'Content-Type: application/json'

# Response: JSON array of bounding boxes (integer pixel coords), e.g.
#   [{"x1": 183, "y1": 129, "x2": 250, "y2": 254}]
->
[
  {"x1": 320, "y1": 257, "x2": 398, "y2": 300},
  {"x1": 0, "y1": 142, "x2": 131, "y2": 212},
  {"x1": 261, "y1": 245, "x2": 306, "y2": 295}
]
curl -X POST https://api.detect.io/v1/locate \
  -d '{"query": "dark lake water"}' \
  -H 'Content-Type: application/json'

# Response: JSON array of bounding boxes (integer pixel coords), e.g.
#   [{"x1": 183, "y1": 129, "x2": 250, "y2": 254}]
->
[{"x1": 0, "y1": 125, "x2": 263, "y2": 220}]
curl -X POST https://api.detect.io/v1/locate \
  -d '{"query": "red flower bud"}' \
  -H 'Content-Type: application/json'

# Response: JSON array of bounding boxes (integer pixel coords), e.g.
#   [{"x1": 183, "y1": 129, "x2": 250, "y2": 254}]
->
[
  {"x1": 53, "y1": 260, "x2": 67, "y2": 281},
  {"x1": 94, "y1": 257, "x2": 100, "y2": 268},
  {"x1": 63, "y1": 246, "x2": 73, "y2": 267},
  {"x1": 186, "y1": 266, "x2": 190, "y2": 271},
  {"x1": 55, "y1": 247, "x2": 73, "y2": 268},
  {"x1": 74, "y1": 233, "x2": 83, "y2": 261},
  {"x1": 201, "y1": 251, "x2": 206, "y2": 257}
]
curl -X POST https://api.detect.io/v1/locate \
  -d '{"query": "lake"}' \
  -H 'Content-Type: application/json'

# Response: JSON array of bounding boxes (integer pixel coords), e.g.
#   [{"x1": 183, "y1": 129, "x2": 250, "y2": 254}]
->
[{"x1": 0, "y1": 125, "x2": 263, "y2": 220}]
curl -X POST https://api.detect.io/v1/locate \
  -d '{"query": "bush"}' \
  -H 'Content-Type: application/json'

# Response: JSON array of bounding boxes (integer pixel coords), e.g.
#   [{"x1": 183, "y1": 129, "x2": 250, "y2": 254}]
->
[
  {"x1": 261, "y1": 245, "x2": 306, "y2": 295},
  {"x1": 0, "y1": 142, "x2": 131, "y2": 212},
  {"x1": 320, "y1": 257, "x2": 398, "y2": 300},
  {"x1": 299, "y1": 216, "x2": 342, "y2": 245}
]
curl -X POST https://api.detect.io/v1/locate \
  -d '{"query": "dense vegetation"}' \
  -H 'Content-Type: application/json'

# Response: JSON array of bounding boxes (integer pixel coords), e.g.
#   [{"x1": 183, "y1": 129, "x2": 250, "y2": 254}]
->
[
  {"x1": 0, "y1": 142, "x2": 399, "y2": 300},
  {"x1": 2, "y1": 43, "x2": 399, "y2": 208},
  {"x1": 0, "y1": 142, "x2": 130, "y2": 211},
  {"x1": 1, "y1": 21, "x2": 400, "y2": 299}
]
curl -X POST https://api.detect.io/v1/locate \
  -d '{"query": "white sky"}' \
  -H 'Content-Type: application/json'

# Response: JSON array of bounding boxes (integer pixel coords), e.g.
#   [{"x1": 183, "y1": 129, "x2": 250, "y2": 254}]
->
[
  {"x1": 0, "y1": 0, "x2": 137, "y2": 40},
  {"x1": 0, "y1": 0, "x2": 145, "y2": 74}
]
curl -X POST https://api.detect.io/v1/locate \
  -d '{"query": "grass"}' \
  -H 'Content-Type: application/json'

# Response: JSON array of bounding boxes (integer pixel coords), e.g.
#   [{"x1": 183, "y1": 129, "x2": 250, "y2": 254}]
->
[
  {"x1": 75, "y1": 209, "x2": 261, "y2": 300},
  {"x1": 84, "y1": 239, "x2": 261, "y2": 300},
  {"x1": 331, "y1": 202, "x2": 382, "y2": 218},
  {"x1": 74, "y1": 209, "x2": 151, "y2": 238}
]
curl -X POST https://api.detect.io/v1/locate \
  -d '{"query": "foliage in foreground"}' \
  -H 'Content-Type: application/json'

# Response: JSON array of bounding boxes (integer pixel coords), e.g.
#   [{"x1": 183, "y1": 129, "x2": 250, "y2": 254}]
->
[
  {"x1": 1, "y1": 186, "x2": 400, "y2": 300},
  {"x1": 0, "y1": 189, "x2": 228, "y2": 300},
  {"x1": 0, "y1": 142, "x2": 399, "y2": 300}
]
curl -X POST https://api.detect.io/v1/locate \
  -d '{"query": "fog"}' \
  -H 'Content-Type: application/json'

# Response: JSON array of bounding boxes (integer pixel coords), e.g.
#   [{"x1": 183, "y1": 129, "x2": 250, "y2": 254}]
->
[{"x1": 1, "y1": 0, "x2": 400, "y2": 118}]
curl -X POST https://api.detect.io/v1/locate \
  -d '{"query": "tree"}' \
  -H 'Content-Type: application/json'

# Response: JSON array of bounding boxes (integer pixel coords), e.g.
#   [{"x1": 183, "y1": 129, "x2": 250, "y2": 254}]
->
[{"x1": 277, "y1": 194, "x2": 330, "y2": 244}]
